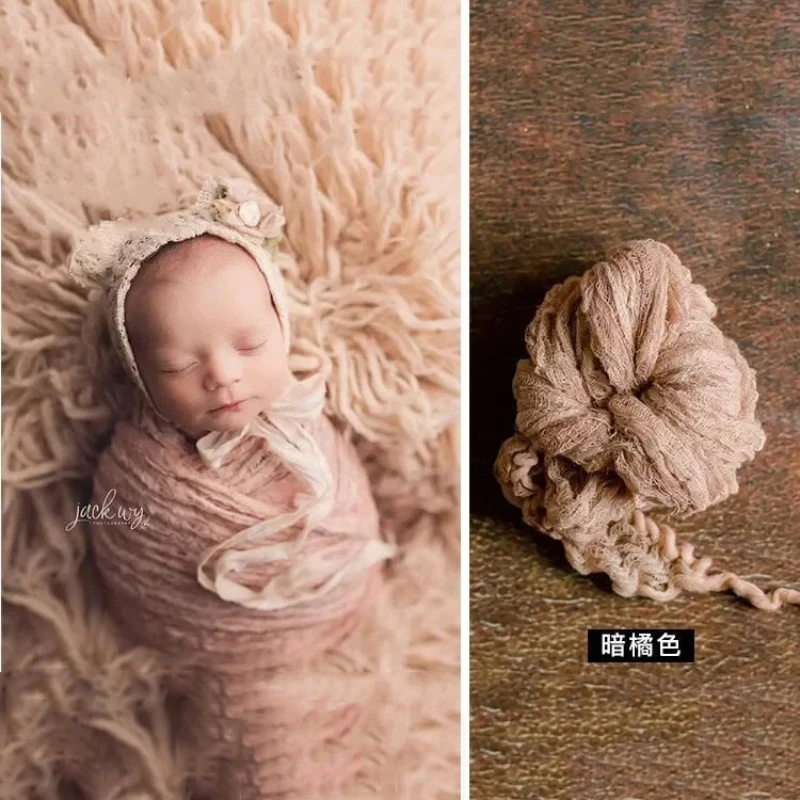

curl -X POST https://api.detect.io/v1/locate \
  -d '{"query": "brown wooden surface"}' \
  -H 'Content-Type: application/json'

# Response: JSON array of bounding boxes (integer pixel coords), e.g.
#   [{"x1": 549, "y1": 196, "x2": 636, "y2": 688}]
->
[{"x1": 470, "y1": 3, "x2": 800, "y2": 799}]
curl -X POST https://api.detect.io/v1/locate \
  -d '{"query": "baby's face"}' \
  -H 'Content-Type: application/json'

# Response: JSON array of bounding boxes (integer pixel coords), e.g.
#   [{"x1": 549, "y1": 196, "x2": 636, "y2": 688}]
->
[{"x1": 126, "y1": 235, "x2": 293, "y2": 439}]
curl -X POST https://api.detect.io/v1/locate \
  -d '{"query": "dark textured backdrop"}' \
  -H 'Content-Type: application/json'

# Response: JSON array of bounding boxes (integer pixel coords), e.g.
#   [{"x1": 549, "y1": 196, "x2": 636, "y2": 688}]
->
[{"x1": 470, "y1": 2, "x2": 800, "y2": 799}]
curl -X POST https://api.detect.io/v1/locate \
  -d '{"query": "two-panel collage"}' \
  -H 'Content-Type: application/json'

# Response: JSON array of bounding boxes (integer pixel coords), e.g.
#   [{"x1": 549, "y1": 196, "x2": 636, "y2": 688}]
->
[{"x1": 1, "y1": 1, "x2": 798, "y2": 798}]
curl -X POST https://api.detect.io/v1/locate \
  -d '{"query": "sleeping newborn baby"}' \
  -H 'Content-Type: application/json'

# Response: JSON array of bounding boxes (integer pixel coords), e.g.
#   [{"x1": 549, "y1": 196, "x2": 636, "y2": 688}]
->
[
  {"x1": 125, "y1": 233, "x2": 294, "y2": 440},
  {"x1": 68, "y1": 176, "x2": 395, "y2": 798}
]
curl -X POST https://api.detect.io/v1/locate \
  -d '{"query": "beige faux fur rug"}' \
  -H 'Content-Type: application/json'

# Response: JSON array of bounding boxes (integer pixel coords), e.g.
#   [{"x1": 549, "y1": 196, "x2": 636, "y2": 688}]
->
[{"x1": 0, "y1": 1, "x2": 460, "y2": 797}]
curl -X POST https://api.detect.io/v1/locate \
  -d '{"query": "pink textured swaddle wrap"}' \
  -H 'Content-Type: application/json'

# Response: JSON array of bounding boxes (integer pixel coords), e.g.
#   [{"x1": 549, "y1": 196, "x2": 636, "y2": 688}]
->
[{"x1": 92, "y1": 393, "x2": 386, "y2": 797}]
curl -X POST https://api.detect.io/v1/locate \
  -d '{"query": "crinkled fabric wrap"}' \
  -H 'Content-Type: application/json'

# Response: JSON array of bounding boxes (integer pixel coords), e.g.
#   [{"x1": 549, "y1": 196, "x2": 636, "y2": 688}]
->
[
  {"x1": 90, "y1": 401, "x2": 386, "y2": 797},
  {"x1": 495, "y1": 240, "x2": 798, "y2": 611}
]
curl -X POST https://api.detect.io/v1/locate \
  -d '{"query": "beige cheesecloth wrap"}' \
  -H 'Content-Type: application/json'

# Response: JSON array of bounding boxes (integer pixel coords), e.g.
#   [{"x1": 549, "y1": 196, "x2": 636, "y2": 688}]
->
[
  {"x1": 495, "y1": 239, "x2": 799, "y2": 612},
  {"x1": 65, "y1": 175, "x2": 397, "y2": 796}
]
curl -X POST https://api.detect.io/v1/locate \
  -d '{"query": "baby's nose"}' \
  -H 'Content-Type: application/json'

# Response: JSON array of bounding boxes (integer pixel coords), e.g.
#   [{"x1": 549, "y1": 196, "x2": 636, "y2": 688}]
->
[{"x1": 203, "y1": 354, "x2": 242, "y2": 389}]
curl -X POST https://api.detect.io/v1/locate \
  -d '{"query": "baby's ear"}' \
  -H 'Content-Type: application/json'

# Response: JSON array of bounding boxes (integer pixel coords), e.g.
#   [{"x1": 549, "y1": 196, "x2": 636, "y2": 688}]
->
[{"x1": 67, "y1": 218, "x2": 138, "y2": 288}]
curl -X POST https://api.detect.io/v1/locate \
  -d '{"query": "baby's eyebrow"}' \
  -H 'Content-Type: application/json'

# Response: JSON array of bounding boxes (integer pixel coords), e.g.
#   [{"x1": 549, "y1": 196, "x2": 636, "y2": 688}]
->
[
  {"x1": 234, "y1": 326, "x2": 268, "y2": 338},
  {"x1": 150, "y1": 343, "x2": 191, "y2": 355},
  {"x1": 150, "y1": 351, "x2": 196, "y2": 367},
  {"x1": 149, "y1": 327, "x2": 266, "y2": 354}
]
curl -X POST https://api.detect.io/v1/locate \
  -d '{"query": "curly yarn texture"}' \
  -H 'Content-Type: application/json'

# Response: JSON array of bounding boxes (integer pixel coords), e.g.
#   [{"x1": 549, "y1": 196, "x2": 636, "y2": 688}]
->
[{"x1": 495, "y1": 239, "x2": 800, "y2": 611}]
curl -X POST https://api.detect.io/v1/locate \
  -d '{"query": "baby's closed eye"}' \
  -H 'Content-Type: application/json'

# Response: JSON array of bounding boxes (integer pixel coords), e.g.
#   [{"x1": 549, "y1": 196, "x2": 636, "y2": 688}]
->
[
  {"x1": 155, "y1": 341, "x2": 266, "y2": 373},
  {"x1": 237, "y1": 337, "x2": 268, "y2": 353},
  {"x1": 158, "y1": 361, "x2": 198, "y2": 375}
]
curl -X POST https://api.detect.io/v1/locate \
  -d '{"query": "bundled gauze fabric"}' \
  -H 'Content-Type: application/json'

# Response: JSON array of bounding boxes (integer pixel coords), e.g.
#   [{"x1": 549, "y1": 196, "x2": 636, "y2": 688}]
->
[
  {"x1": 495, "y1": 239, "x2": 799, "y2": 612},
  {"x1": 67, "y1": 175, "x2": 396, "y2": 797}
]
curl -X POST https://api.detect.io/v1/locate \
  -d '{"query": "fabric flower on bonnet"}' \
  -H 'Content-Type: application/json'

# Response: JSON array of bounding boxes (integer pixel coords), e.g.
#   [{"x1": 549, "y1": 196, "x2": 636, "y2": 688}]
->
[{"x1": 199, "y1": 176, "x2": 286, "y2": 253}]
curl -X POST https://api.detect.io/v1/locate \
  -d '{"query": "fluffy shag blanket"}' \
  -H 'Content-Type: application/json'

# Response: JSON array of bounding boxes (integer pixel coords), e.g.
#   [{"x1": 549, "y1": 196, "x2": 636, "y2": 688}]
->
[{"x1": 0, "y1": 1, "x2": 460, "y2": 798}]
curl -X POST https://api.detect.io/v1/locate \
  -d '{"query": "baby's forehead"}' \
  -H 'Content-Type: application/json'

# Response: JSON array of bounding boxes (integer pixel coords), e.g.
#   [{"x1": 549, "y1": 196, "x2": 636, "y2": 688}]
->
[
  {"x1": 126, "y1": 235, "x2": 274, "y2": 341},
  {"x1": 144, "y1": 234, "x2": 249, "y2": 275},
  {"x1": 130, "y1": 236, "x2": 271, "y2": 301}
]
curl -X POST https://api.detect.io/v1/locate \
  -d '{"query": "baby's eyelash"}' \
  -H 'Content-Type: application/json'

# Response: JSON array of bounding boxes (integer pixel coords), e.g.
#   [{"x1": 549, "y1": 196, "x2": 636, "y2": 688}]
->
[
  {"x1": 160, "y1": 363, "x2": 196, "y2": 375},
  {"x1": 239, "y1": 339, "x2": 267, "y2": 353}
]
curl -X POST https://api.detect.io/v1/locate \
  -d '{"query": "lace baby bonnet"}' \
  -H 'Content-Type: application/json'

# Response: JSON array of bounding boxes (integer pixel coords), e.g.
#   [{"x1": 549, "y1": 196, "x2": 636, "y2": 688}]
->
[
  {"x1": 495, "y1": 239, "x2": 799, "y2": 611},
  {"x1": 67, "y1": 175, "x2": 394, "y2": 611}
]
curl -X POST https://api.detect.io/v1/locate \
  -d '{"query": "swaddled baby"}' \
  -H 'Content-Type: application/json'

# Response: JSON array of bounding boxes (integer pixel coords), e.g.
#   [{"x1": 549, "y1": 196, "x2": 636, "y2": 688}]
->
[{"x1": 68, "y1": 176, "x2": 395, "y2": 798}]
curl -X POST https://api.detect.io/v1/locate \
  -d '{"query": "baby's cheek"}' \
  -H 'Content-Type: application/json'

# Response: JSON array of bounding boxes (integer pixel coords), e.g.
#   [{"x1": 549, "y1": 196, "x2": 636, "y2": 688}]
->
[
  {"x1": 154, "y1": 376, "x2": 198, "y2": 416},
  {"x1": 255, "y1": 351, "x2": 293, "y2": 402}
]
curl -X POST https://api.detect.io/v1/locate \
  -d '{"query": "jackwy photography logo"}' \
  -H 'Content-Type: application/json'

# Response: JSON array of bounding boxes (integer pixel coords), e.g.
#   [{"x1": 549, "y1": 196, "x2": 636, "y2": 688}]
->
[{"x1": 65, "y1": 489, "x2": 149, "y2": 532}]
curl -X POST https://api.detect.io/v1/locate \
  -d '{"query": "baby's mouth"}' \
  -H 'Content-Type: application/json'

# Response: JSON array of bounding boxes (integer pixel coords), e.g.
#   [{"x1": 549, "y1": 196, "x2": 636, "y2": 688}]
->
[{"x1": 210, "y1": 398, "x2": 248, "y2": 414}]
